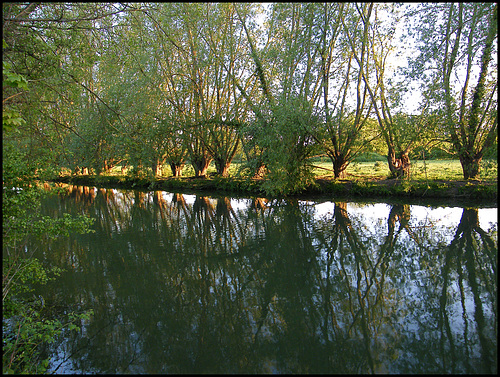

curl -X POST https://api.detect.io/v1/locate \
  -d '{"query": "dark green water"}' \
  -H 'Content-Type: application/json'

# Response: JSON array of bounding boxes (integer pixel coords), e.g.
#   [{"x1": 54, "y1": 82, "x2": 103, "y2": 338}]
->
[{"x1": 29, "y1": 186, "x2": 497, "y2": 374}]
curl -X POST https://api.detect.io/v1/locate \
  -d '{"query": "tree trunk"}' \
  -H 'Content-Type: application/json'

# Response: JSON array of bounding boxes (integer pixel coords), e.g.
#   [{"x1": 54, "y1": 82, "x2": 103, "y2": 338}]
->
[
  {"x1": 387, "y1": 149, "x2": 411, "y2": 179},
  {"x1": 327, "y1": 152, "x2": 348, "y2": 179},
  {"x1": 459, "y1": 153, "x2": 482, "y2": 179},
  {"x1": 251, "y1": 162, "x2": 267, "y2": 178},
  {"x1": 151, "y1": 159, "x2": 162, "y2": 177},
  {"x1": 169, "y1": 162, "x2": 184, "y2": 177},
  {"x1": 214, "y1": 158, "x2": 230, "y2": 177},
  {"x1": 191, "y1": 155, "x2": 212, "y2": 177}
]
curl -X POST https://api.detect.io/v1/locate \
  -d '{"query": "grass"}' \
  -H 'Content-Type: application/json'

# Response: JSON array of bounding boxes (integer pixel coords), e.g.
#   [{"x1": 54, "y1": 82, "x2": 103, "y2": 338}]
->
[
  {"x1": 311, "y1": 158, "x2": 497, "y2": 182},
  {"x1": 94, "y1": 157, "x2": 498, "y2": 183}
]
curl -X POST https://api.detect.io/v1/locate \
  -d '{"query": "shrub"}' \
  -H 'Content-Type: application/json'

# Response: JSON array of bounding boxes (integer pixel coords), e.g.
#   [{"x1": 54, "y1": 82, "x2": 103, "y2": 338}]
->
[{"x1": 353, "y1": 152, "x2": 386, "y2": 162}]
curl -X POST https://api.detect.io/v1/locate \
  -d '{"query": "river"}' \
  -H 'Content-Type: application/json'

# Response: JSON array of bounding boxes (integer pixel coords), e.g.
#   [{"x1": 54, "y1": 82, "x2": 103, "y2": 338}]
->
[{"x1": 28, "y1": 185, "x2": 497, "y2": 374}]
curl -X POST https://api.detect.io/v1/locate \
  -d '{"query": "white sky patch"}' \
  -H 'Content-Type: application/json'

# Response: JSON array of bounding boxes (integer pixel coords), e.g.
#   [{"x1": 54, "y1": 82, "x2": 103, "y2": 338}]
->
[
  {"x1": 479, "y1": 208, "x2": 498, "y2": 230},
  {"x1": 182, "y1": 194, "x2": 197, "y2": 205},
  {"x1": 313, "y1": 201, "x2": 497, "y2": 233},
  {"x1": 230, "y1": 198, "x2": 253, "y2": 212}
]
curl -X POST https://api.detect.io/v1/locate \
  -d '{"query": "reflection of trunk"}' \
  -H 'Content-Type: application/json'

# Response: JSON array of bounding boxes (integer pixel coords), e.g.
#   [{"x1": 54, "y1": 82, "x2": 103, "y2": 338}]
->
[
  {"x1": 461, "y1": 209, "x2": 495, "y2": 373},
  {"x1": 134, "y1": 191, "x2": 145, "y2": 208},
  {"x1": 441, "y1": 208, "x2": 496, "y2": 373},
  {"x1": 333, "y1": 201, "x2": 376, "y2": 373},
  {"x1": 388, "y1": 204, "x2": 410, "y2": 230},
  {"x1": 172, "y1": 193, "x2": 186, "y2": 207},
  {"x1": 215, "y1": 197, "x2": 232, "y2": 218},
  {"x1": 153, "y1": 191, "x2": 164, "y2": 206},
  {"x1": 193, "y1": 196, "x2": 214, "y2": 214},
  {"x1": 251, "y1": 197, "x2": 268, "y2": 210},
  {"x1": 387, "y1": 148, "x2": 411, "y2": 179}
]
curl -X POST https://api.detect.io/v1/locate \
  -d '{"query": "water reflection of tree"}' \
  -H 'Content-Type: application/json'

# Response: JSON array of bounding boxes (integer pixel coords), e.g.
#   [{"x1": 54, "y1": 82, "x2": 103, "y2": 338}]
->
[
  {"x1": 311, "y1": 202, "x2": 413, "y2": 373},
  {"x1": 33, "y1": 188, "x2": 496, "y2": 374},
  {"x1": 389, "y1": 207, "x2": 497, "y2": 374},
  {"x1": 437, "y1": 208, "x2": 497, "y2": 374}
]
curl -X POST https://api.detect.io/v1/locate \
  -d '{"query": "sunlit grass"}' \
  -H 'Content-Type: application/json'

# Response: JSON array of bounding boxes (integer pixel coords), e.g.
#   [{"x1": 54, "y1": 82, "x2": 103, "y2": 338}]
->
[
  {"x1": 105, "y1": 158, "x2": 497, "y2": 182},
  {"x1": 310, "y1": 158, "x2": 497, "y2": 182}
]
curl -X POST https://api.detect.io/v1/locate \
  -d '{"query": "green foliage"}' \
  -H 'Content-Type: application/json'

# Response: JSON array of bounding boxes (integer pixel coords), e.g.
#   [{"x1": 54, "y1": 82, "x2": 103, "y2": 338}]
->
[
  {"x1": 3, "y1": 233, "x2": 94, "y2": 374},
  {"x1": 3, "y1": 296, "x2": 94, "y2": 374},
  {"x1": 353, "y1": 152, "x2": 387, "y2": 162},
  {"x1": 2, "y1": 57, "x2": 28, "y2": 132},
  {"x1": 3, "y1": 123, "x2": 95, "y2": 374},
  {"x1": 259, "y1": 97, "x2": 320, "y2": 196},
  {"x1": 458, "y1": 182, "x2": 497, "y2": 199},
  {"x1": 481, "y1": 160, "x2": 498, "y2": 180},
  {"x1": 3, "y1": 61, "x2": 28, "y2": 90}
]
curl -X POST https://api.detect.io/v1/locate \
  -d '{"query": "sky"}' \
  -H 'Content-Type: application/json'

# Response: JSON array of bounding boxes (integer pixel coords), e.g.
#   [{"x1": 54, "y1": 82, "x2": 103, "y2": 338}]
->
[{"x1": 253, "y1": 3, "x2": 422, "y2": 115}]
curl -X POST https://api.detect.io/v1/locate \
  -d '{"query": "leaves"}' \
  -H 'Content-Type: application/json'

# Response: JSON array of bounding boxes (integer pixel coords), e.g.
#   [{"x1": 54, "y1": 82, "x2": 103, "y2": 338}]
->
[
  {"x1": 2, "y1": 58, "x2": 28, "y2": 132},
  {"x1": 3, "y1": 63, "x2": 28, "y2": 90}
]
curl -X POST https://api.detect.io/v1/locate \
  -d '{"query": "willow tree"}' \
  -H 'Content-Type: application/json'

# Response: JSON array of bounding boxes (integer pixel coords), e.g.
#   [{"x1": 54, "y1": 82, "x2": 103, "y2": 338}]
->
[
  {"x1": 134, "y1": 3, "x2": 254, "y2": 177},
  {"x1": 233, "y1": 3, "x2": 326, "y2": 194},
  {"x1": 195, "y1": 3, "x2": 250, "y2": 177},
  {"x1": 346, "y1": 3, "x2": 435, "y2": 178},
  {"x1": 315, "y1": 2, "x2": 376, "y2": 179},
  {"x1": 3, "y1": 3, "x2": 131, "y2": 177},
  {"x1": 406, "y1": 3, "x2": 497, "y2": 179},
  {"x1": 260, "y1": 3, "x2": 326, "y2": 193}
]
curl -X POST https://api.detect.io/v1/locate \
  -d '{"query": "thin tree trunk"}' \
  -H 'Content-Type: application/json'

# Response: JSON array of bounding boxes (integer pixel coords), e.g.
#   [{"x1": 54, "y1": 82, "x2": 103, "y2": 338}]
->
[
  {"x1": 151, "y1": 159, "x2": 162, "y2": 177},
  {"x1": 327, "y1": 151, "x2": 349, "y2": 179},
  {"x1": 191, "y1": 155, "x2": 212, "y2": 178},
  {"x1": 169, "y1": 162, "x2": 184, "y2": 177},
  {"x1": 387, "y1": 148, "x2": 411, "y2": 179}
]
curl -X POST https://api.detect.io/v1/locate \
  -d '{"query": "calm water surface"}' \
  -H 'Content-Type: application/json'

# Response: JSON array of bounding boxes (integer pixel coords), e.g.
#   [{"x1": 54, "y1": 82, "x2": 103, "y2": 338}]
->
[{"x1": 30, "y1": 186, "x2": 497, "y2": 374}]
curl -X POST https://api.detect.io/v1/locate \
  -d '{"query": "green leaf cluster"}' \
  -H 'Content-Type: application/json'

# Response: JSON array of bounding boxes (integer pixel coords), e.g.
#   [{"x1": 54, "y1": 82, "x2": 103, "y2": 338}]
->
[
  {"x1": 2, "y1": 54, "x2": 28, "y2": 132},
  {"x1": 258, "y1": 96, "x2": 320, "y2": 196}
]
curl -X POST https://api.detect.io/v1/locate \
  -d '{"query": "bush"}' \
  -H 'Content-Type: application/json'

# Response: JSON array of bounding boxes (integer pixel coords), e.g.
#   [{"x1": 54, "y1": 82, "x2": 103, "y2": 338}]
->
[
  {"x1": 3, "y1": 144, "x2": 95, "y2": 374},
  {"x1": 2, "y1": 257, "x2": 94, "y2": 374},
  {"x1": 353, "y1": 152, "x2": 386, "y2": 162},
  {"x1": 410, "y1": 146, "x2": 454, "y2": 160}
]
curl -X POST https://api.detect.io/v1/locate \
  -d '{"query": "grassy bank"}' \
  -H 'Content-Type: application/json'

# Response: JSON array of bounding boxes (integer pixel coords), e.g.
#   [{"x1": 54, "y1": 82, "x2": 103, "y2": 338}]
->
[{"x1": 49, "y1": 159, "x2": 497, "y2": 204}]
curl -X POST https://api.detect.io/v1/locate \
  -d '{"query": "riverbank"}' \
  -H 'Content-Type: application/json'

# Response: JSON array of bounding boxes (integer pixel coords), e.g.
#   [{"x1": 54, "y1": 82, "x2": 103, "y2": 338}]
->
[{"x1": 48, "y1": 174, "x2": 497, "y2": 205}]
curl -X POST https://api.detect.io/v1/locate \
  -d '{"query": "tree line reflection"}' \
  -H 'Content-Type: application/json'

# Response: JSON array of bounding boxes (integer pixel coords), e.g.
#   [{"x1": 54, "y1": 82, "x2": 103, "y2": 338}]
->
[{"x1": 35, "y1": 185, "x2": 497, "y2": 374}]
